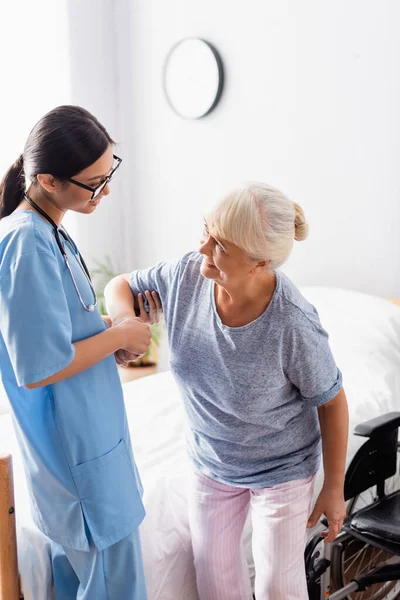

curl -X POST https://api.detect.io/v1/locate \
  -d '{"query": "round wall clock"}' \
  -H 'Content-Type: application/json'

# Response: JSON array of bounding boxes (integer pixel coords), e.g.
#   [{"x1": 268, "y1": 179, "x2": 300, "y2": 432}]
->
[{"x1": 163, "y1": 38, "x2": 224, "y2": 120}]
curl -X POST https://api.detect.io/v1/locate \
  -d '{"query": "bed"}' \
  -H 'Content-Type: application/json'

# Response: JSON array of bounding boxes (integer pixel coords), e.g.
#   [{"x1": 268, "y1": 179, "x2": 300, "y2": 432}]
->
[{"x1": 1, "y1": 287, "x2": 400, "y2": 600}]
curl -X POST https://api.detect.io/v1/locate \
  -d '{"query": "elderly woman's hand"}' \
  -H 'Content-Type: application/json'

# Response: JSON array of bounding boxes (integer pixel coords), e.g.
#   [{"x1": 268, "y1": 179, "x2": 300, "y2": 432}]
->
[
  {"x1": 114, "y1": 348, "x2": 140, "y2": 367},
  {"x1": 135, "y1": 291, "x2": 163, "y2": 325},
  {"x1": 307, "y1": 485, "x2": 346, "y2": 543}
]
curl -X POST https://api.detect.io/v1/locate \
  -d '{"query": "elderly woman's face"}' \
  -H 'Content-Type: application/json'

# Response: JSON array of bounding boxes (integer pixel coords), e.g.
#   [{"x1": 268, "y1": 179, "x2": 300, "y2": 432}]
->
[{"x1": 199, "y1": 221, "x2": 257, "y2": 285}]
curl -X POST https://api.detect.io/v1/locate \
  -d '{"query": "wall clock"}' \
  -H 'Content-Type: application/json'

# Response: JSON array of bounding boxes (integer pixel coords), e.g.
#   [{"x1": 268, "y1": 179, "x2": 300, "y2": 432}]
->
[{"x1": 163, "y1": 38, "x2": 224, "y2": 120}]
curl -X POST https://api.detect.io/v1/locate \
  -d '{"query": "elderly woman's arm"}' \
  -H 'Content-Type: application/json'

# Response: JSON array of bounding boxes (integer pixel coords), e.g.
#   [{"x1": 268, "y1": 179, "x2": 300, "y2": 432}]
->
[
  {"x1": 104, "y1": 274, "x2": 136, "y2": 319},
  {"x1": 105, "y1": 274, "x2": 162, "y2": 325},
  {"x1": 307, "y1": 388, "x2": 349, "y2": 543},
  {"x1": 104, "y1": 274, "x2": 162, "y2": 366}
]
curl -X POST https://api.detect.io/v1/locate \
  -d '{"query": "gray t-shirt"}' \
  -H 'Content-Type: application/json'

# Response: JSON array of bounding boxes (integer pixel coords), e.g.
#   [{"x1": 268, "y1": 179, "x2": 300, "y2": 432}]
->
[{"x1": 130, "y1": 252, "x2": 342, "y2": 487}]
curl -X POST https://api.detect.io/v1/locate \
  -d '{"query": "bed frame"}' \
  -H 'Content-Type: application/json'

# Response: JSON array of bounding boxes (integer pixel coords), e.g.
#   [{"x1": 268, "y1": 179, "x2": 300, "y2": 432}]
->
[
  {"x1": 0, "y1": 454, "x2": 19, "y2": 599},
  {"x1": 1, "y1": 298, "x2": 399, "y2": 600}
]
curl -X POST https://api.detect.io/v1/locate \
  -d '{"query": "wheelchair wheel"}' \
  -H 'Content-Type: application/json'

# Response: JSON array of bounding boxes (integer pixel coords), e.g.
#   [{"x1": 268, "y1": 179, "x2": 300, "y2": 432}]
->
[
  {"x1": 330, "y1": 444, "x2": 400, "y2": 600},
  {"x1": 330, "y1": 538, "x2": 400, "y2": 599}
]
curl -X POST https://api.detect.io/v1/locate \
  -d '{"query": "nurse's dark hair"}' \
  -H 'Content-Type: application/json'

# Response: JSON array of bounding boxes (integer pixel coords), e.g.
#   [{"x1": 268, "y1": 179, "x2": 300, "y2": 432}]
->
[{"x1": 0, "y1": 105, "x2": 114, "y2": 219}]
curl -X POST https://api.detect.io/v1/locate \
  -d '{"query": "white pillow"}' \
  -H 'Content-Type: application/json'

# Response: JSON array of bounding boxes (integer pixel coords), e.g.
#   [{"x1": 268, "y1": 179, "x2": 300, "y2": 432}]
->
[{"x1": 300, "y1": 286, "x2": 400, "y2": 462}]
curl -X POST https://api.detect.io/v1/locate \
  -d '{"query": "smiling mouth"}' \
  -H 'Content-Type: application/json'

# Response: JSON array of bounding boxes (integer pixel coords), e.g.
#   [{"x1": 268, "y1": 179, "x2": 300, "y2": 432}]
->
[{"x1": 204, "y1": 260, "x2": 216, "y2": 269}]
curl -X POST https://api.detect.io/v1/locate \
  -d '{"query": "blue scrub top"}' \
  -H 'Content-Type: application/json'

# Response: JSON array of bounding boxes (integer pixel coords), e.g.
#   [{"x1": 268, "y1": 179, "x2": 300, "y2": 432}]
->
[{"x1": 0, "y1": 211, "x2": 145, "y2": 551}]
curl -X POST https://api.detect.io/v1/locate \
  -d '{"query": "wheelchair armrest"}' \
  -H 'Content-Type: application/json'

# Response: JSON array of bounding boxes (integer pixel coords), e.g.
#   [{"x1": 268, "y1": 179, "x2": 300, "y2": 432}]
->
[{"x1": 354, "y1": 411, "x2": 400, "y2": 438}]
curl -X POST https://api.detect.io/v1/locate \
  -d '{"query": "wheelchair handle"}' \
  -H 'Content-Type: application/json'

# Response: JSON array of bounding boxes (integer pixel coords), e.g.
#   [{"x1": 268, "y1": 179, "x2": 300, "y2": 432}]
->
[{"x1": 354, "y1": 411, "x2": 400, "y2": 438}]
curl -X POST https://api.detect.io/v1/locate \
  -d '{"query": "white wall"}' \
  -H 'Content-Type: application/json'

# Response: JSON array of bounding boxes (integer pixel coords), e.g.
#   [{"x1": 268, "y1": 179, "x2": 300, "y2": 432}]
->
[
  {"x1": 115, "y1": 0, "x2": 400, "y2": 296},
  {"x1": 2, "y1": 2, "x2": 399, "y2": 295},
  {"x1": 63, "y1": 0, "x2": 128, "y2": 271},
  {"x1": 0, "y1": 1, "x2": 71, "y2": 177},
  {"x1": 0, "y1": 1, "x2": 128, "y2": 272}
]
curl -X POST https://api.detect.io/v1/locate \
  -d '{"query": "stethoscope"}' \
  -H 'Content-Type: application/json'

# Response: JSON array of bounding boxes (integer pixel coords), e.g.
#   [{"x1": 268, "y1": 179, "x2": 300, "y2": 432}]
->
[{"x1": 24, "y1": 194, "x2": 97, "y2": 312}]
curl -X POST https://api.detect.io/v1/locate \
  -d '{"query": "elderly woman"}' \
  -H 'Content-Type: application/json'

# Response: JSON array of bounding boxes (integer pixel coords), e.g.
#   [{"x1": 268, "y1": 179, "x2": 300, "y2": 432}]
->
[{"x1": 105, "y1": 183, "x2": 348, "y2": 600}]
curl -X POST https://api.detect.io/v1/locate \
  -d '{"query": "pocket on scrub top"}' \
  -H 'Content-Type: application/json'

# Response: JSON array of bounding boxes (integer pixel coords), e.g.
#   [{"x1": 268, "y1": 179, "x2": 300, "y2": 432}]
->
[{"x1": 70, "y1": 439, "x2": 144, "y2": 542}]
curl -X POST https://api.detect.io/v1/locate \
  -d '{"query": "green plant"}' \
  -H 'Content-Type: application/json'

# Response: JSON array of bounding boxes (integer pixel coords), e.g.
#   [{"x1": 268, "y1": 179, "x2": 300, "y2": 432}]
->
[
  {"x1": 91, "y1": 257, "x2": 164, "y2": 366},
  {"x1": 91, "y1": 256, "x2": 116, "y2": 317}
]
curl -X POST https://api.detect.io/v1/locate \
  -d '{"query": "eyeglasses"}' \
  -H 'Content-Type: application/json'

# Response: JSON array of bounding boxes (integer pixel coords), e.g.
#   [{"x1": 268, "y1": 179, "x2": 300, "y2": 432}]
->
[{"x1": 66, "y1": 154, "x2": 122, "y2": 200}]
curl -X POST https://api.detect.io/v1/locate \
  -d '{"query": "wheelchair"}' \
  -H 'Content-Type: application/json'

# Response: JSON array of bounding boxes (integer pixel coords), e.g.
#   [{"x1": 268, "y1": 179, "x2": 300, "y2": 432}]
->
[{"x1": 306, "y1": 411, "x2": 400, "y2": 600}]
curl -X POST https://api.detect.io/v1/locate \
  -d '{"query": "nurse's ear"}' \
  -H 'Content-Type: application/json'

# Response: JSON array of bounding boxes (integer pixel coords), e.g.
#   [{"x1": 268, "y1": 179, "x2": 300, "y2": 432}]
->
[{"x1": 36, "y1": 174, "x2": 63, "y2": 194}]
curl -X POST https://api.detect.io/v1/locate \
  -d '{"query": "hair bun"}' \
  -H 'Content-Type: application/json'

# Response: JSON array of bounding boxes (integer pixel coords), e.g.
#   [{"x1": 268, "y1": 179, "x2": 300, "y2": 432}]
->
[{"x1": 293, "y1": 202, "x2": 309, "y2": 241}]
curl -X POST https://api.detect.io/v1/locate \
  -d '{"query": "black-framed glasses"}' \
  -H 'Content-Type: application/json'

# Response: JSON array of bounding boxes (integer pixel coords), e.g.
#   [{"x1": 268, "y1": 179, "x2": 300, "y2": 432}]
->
[{"x1": 66, "y1": 154, "x2": 122, "y2": 199}]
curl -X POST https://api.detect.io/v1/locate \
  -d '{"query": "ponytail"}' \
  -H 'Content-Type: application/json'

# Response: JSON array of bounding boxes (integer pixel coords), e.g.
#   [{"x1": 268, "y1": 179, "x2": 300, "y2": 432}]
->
[{"x1": 0, "y1": 155, "x2": 25, "y2": 219}]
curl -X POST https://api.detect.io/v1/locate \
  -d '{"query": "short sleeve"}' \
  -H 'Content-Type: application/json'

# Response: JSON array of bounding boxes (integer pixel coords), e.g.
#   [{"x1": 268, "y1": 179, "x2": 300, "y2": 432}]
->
[
  {"x1": 285, "y1": 317, "x2": 342, "y2": 407},
  {"x1": 129, "y1": 258, "x2": 180, "y2": 313},
  {"x1": 0, "y1": 250, "x2": 75, "y2": 387}
]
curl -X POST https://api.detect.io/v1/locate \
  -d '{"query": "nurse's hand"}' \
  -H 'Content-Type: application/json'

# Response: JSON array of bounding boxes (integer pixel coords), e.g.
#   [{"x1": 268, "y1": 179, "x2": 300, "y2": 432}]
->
[
  {"x1": 113, "y1": 315, "x2": 152, "y2": 358},
  {"x1": 135, "y1": 291, "x2": 162, "y2": 325}
]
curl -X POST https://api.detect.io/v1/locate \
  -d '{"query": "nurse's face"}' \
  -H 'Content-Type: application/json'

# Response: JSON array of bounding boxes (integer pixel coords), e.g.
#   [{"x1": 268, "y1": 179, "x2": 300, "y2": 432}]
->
[
  {"x1": 36, "y1": 145, "x2": 115, "y2": 216},
  {"x1": 59, "y1": 145, "x2": 115, "y2": 214}
]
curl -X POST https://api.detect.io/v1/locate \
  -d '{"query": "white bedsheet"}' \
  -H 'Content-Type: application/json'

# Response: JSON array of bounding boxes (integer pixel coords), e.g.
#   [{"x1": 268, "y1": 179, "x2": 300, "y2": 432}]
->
[{"x1": 0, "y1": 287, "x2": 399, "y2": 599}]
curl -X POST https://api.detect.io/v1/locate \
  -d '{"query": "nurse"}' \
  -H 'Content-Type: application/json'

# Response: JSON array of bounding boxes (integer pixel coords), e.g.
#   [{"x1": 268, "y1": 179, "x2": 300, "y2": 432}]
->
[{"x1": 0, "y1": 106, "x2": 152, "y2": 599}]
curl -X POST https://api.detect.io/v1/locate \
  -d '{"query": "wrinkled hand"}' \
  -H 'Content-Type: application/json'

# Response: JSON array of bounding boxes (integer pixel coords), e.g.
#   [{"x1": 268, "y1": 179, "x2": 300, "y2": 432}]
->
[
  {"x1": 114, "y1": 348, "x2": 138, "y2": 368},
  {"x1": 307, "y1": 485, "x2": 346, "y2": 543},
  {"x1": 135, "y1": 291, "x2": 162, "y2": 325}
]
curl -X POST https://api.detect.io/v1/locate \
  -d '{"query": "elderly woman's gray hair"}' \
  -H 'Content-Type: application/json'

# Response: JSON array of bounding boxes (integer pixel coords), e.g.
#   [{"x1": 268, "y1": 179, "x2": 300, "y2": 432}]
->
[{"x1": 207, "y1": 183, "x2": 308, "y2": 270}]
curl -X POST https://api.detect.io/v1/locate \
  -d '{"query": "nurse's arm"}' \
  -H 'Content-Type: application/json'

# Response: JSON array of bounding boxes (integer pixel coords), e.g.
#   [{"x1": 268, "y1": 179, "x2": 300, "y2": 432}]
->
[
  {"x1": 104, "y1": 274, "x2": 162, "y2": 325},
  {"x1": 25, "y1": 317, "x2": 151, "y2": 389}
]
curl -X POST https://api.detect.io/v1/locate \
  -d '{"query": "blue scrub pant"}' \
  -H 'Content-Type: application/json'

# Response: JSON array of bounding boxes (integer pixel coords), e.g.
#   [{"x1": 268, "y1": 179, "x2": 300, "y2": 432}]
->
[{"x1": 51, "y1": 529, "x2": 147, "y2": 599}]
